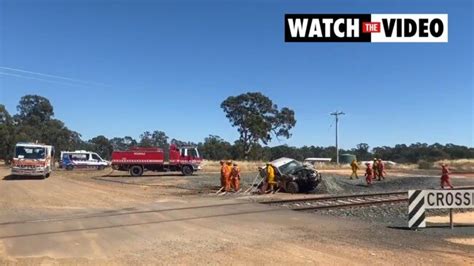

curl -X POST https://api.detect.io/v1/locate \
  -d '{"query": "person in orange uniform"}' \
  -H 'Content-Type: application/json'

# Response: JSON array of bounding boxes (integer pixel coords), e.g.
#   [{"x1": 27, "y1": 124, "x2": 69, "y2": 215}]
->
[
  {"x1": 440, "y1": 164, "x2": 453, "y2": 189},
  {"x1": 365, "y1": 163, "x2": 373, "y2": 186},
  {"x1": 219, "y1": 160, "x2": 226, "y2": 188},
  {"x1": 231, "y1": 163, "x2": 241, "y2": 192},
  {"x1": 350, "y1": 159, "x2": 359, "y2": 179},
  {"x1": 224, "y1": 160, "x2": 233, "y2": 192},
  {"x1": 377, "y1": 159, "x2": 385, "y2": 181}
]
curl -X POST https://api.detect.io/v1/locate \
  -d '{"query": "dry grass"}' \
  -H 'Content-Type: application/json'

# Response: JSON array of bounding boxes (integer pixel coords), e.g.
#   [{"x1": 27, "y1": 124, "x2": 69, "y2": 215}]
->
[
  {"x1": 435, "y1": 159, "x2": 474, "y2": 172},
  {"x1": 387, "y1": 163, "x2": 418, "y2": 170}
]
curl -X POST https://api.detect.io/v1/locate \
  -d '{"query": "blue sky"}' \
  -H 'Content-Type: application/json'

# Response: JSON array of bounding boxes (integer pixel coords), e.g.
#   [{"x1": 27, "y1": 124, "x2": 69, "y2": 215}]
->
[{"x1": 0, "y1": 0, "x2": 472, "y2": 149}]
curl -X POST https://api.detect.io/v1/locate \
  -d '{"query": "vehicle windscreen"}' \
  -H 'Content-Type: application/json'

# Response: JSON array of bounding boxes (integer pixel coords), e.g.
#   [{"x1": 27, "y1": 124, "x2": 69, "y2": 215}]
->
[
  {"x1": 188, "y1": 148, "x2": 199, "y2": 158},
  {"x1": 15, "y1": 146, "x2": 46, "y2": 159},
  {"x1": 278, "y1": 160, "x2": 304, "y2": 175},
  {"x1": 91, "y1": 153, "x2": 102, "y2": 161}
]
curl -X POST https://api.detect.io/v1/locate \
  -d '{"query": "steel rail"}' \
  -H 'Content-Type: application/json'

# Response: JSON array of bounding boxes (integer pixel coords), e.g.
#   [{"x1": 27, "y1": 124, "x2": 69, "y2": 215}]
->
[
  {"x1": 260, "y1": 191, "x2": 407, "y2": 205},
  {"x1": 260, "y1": 191, "x2": 409, "y2": 211},
  {"x1": 291, "y1": 197, "x2": 408, "y2": 211}
]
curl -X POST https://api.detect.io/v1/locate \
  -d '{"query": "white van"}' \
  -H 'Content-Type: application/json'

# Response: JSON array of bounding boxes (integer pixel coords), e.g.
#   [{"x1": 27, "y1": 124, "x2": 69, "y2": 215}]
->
[{"x1": 60, "y1": 150, "x2": 110, "y2": 170}]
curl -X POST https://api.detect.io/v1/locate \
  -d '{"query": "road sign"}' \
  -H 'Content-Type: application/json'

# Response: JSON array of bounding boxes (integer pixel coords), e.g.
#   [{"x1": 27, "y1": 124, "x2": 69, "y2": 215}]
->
[{"x1": 408, "y1": 189, "x2": 474, "y2": 229}]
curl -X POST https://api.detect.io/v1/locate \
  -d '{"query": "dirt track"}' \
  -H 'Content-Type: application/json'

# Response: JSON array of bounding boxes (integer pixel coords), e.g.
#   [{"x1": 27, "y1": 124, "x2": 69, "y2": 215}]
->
[{"x1": 0, "y1": 167, "x2": 473, "y2": 265}]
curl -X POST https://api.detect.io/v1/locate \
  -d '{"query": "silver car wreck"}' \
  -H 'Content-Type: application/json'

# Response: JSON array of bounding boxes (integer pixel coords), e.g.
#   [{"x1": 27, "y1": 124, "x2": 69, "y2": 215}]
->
[{"x1": 267, "y1": 157, "x2": 322, "y2": 193}]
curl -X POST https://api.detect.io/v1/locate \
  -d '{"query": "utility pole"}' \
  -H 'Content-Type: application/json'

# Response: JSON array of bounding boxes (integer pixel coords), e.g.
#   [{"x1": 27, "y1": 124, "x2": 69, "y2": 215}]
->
[{"x1": 330, "y1": 111, "x2": 345, "y2": 165}]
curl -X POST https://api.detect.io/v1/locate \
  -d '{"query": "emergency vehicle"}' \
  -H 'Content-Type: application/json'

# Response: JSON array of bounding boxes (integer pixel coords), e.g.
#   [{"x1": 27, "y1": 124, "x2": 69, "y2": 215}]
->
[
  {"x1": 111, "y1": 144, "x2": 202, "y2": 176},
  {"x1": 11, "y1": 142, "x2": 54, "y2": 178},
  {"x1": 60, "y1": 150, "x2": 110, "y2": 170}
]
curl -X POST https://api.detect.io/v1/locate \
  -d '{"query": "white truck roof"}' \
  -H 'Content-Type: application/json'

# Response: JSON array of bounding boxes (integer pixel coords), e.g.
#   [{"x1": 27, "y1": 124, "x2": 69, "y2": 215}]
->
[
  {"x1": 62, "y1": 150, "x2": 95, "y2": 154},
  {"x1": 16, "y1": 142, "x2": 52, "y2": 148}
]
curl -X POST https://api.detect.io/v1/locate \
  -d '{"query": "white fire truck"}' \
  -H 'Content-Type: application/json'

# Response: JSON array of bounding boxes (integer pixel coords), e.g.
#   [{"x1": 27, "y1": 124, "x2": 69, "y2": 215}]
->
[{"x1": 11, "y1": 142, "x2": 55, "y2": 178}]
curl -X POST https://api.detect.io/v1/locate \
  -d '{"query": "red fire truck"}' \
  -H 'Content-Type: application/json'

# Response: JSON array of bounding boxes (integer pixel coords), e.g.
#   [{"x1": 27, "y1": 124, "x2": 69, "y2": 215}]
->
[{"x1": 111, "y1": 144, "x2": 202, "y2": 176}]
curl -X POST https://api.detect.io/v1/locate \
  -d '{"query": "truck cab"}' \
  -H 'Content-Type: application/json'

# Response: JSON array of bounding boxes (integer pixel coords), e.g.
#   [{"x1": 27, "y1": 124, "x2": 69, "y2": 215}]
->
[
  {"x1": 11, "y1": 142, "x2": 54, "y2": 178},
  {"x1": 176, "y1": 145, "x2": 202, "y2": 171}
]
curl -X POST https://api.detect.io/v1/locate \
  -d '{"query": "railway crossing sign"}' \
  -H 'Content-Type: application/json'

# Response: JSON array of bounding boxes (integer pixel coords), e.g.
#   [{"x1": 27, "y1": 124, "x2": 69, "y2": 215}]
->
[{"x1": 408, "y1": 189, "x2": 474, "y2": 229}]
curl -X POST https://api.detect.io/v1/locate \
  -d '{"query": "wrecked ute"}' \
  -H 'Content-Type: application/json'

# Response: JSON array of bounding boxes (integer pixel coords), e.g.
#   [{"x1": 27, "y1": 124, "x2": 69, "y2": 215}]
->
[{"x1": 271, "y1": 157, "x2": 322, "y2": 193}]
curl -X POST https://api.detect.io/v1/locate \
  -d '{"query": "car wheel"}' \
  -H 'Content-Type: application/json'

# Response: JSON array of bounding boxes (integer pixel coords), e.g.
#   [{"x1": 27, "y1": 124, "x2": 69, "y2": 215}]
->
[
  {"x1": 66, "y1": 165, "x2": 74, "y2": 171},
  {"x1": 129, "y1": 165, "x2": 143, "y2": 177},
  {"x1": 181, "y1": 165, "x2": 193, "y2": 176},
  {"x1": 286, "y1": 181, "x2": 299, "y2": 194},
  {"x1": 98, "y1": 165, "x2": 105, "y2": 170}
]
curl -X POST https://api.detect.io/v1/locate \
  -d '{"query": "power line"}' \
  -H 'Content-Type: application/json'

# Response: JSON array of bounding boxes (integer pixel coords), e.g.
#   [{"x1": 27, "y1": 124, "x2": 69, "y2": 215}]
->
[
  {"x1": 0, "y1": 72, "x2": 95, "y2": 88},
  {"x1": 330, "y1": 111, "x2": 345, "y2": 165},
  {"x1": 0, "y1": 66, "x2": 109, "y2": 87}
]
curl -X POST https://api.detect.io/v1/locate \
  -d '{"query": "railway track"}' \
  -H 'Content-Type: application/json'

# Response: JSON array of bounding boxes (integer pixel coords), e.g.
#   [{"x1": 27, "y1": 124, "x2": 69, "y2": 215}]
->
[
  {"x1": 261, "y1": 191, "x2": 408, "y2": 211},
  {"x1": 260, "y1": 186, "x2": 474, "y2": 211}
]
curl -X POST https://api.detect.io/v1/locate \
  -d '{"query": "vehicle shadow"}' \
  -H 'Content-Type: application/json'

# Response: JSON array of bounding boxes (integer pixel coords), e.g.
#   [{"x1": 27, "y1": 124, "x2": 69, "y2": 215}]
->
[{"x1": 2, "y1": 175, "x2": 45, "y2": 181}]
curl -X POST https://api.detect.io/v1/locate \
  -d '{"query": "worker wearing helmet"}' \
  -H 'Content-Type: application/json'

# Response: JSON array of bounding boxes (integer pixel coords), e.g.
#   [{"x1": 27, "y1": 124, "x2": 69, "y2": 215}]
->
[
  {"x1": 350, "y1": 159, "x2": 359, "y2": 179},
  {"x1": 377, "y1": 159, "x2": 385, "y2": 181},
  {"x1": 440, "y1": 164, "x2": 453, "y2": 189},
  {"x1": 231, "y1": 163, "x2": 241, "y2": 192},
  {"x1": 372, "y1": 158, "x2": 378, "y2": 180},
  {"x1": 224, "y1": 160, "x2": 233, "y2": 192},
  {"x1": 365, "y1": 163, "x2": 373, "y2": 186}
]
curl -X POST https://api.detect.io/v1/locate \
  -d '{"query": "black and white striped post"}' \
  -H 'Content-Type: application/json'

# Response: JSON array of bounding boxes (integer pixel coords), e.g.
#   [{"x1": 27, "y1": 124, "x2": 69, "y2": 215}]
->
[{"x1": 408, "y1": 190, "x2": 426, "y2": 229}]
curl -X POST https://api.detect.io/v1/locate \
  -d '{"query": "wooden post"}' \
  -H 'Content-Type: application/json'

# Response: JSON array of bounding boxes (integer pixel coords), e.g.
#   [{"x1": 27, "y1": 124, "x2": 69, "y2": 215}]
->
[{"x1": 449, "y1": 209, "x2": 453, "y2": 229}]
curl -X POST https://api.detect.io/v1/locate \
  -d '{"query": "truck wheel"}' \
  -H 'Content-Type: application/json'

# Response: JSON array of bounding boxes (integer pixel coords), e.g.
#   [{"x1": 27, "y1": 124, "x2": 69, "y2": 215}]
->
[
  {"x1": 45, "y1": 172, "x2": 50, "y2": 178},
  {"x1": 130, "y1": 165, "x2": 143, "y2": 177},
  {"x1": 98, "y1": 165, "x2": 105, "y2": 170},
  {"x1": 286, "y1": 181, "x2": 299, "y2": 194},
  {"x1": 181, "y1": 165, "x2": 193, "y2": 176},
  {"x1": 66, "y1": 165, "x2": 74, "y2": 171}
]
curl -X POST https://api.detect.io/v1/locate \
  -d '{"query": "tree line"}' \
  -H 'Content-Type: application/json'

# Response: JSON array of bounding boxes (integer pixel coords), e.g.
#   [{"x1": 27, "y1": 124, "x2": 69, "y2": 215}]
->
[{"x1": 1, "y1": 95, "x2": 473, "y2": 163}]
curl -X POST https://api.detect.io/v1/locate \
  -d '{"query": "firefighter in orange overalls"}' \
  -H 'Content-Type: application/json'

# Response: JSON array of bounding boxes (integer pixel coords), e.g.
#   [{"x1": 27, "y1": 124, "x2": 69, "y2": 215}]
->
[
  {"x1": 231, "y1": 163, "x2": 241, "y2": 192},
  {"x1": 377, "y1": 159, "x2": 385, "y2": 181},
  {"x1": 440, "y1": 164, "x2": 453, "y2": 189},
  {"x1": 219, "y1": 160, "x2": 226, "y2": 188},
  {"x1": 224, "y1": 160, "x2": 233, "y2": 192},
  {"x1": 365, "y1": 163, "x2": 373, "y2": 186}
]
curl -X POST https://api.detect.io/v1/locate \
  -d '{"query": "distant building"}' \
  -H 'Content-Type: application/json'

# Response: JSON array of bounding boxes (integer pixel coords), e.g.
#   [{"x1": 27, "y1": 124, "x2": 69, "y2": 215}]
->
[{"x1": 304, "y1": 158, "x2": 332, "y2": 164}]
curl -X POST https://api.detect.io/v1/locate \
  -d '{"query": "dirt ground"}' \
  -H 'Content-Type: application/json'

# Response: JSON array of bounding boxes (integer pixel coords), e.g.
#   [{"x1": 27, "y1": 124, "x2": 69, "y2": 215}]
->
[{"x1": 0, "y1": 166, "x2": 473, "y2": 265}]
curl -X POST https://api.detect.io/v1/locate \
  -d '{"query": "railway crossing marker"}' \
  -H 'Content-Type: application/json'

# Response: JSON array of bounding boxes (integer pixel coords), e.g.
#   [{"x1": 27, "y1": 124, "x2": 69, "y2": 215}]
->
[{"x1": 408, "y1": 189, "x2": 474, "y2": 229}]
